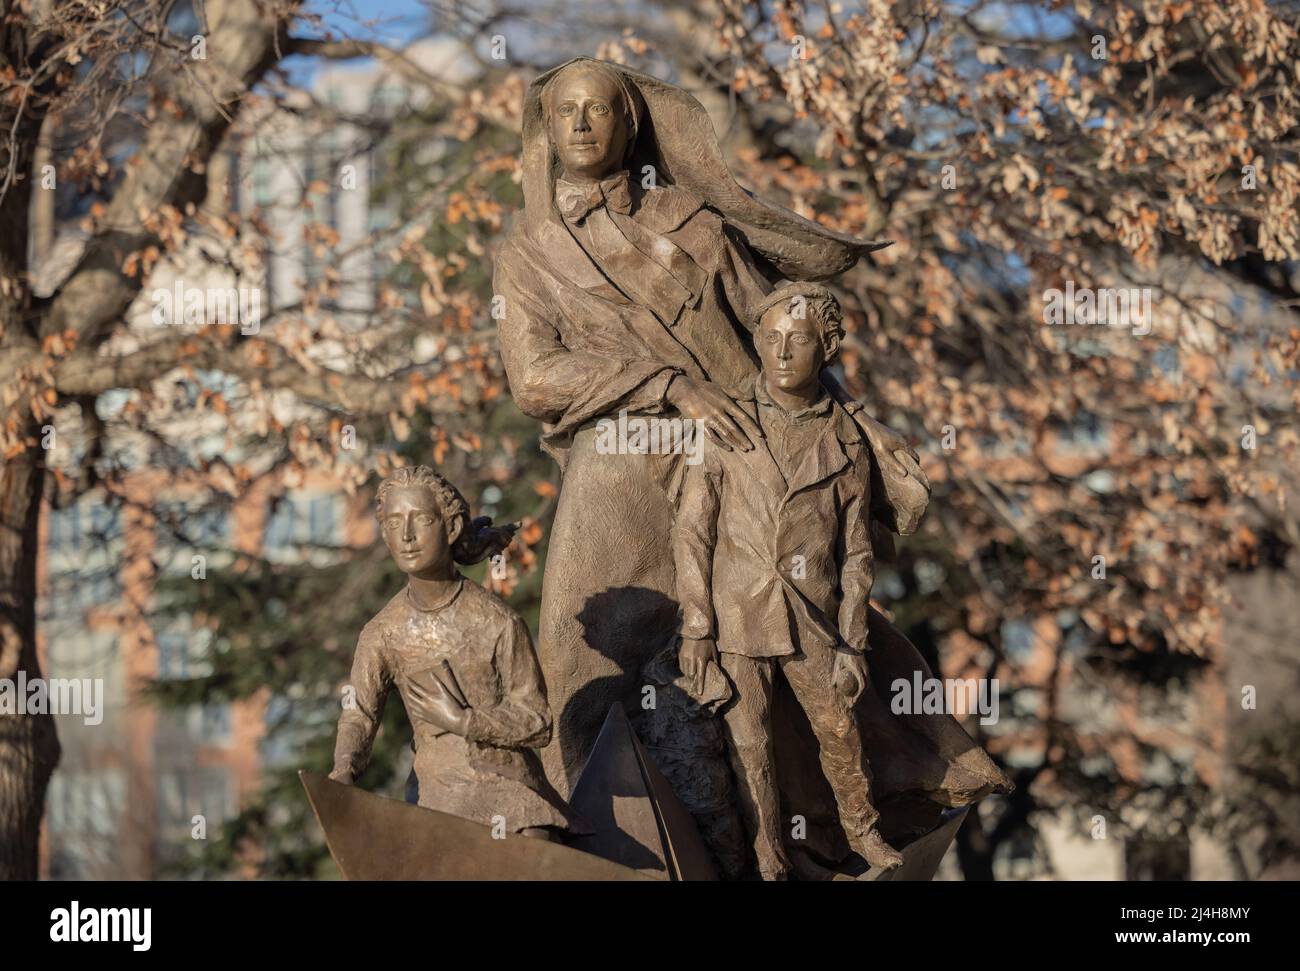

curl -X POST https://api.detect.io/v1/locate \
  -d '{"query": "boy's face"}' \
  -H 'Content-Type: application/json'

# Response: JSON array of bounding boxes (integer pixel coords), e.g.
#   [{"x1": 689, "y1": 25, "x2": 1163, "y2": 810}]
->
[
  {"x1": 380, "y1": 486, "x2": 452, "y2": 577},
  {"x1": 756, "y1": 304, "x2": 825, "y2": 394}
]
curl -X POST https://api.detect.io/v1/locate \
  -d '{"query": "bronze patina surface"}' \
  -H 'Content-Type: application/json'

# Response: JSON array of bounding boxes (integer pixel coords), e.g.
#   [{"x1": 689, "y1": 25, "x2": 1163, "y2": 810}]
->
[
  {"x1": 328, "y1": 467, "x2": 583, "y2": 840},
  {"x1": 301, "y1": 771, "x2": 644, "y2": 881},
  {"x1": 308, "y1": 58, "x2": 1011, "y2": 882},
  {"x1": 493, "y1": 57, "x2": 1011, "y2": 879}
]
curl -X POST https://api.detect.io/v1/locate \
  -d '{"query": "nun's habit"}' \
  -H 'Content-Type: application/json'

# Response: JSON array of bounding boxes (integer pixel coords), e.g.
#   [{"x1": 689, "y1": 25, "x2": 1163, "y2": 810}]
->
[{"x1": 493, "y1": 58, "x2": 1009, "y2": 866}]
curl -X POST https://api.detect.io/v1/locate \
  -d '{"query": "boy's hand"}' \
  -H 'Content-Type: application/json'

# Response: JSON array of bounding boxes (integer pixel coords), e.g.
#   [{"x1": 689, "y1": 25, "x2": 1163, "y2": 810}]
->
[
  {"x1": 832, "y1": 650, "x2": 869, "y2": 705},
  {"x1": 679, "y1": 636, "x2": 719, "y2": 695}
]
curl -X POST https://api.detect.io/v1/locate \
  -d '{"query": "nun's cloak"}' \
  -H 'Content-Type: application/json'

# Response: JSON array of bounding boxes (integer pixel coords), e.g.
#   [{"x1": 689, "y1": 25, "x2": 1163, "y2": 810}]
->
[{"x1": 493, "y1": 59, "x2": 1010, "y2": 857}]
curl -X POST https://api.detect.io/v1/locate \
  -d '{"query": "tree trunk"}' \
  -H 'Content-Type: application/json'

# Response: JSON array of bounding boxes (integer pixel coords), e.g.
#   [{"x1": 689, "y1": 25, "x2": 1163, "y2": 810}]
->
[
  {"x1": 0, "y1": 435, "x2": 59, "y2": 880},
  {"x1": 0, "y1": 0, "x2": 298, "y2": 879},
  {"x1": 0, "y1": 2, "x2": 59, "y2": 881}
]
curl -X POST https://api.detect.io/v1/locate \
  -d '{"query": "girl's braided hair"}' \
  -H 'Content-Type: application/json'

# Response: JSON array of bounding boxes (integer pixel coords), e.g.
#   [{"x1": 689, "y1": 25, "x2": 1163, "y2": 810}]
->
[{"x1": 375, "y1": 466, "x2": 472, "y2": 560}]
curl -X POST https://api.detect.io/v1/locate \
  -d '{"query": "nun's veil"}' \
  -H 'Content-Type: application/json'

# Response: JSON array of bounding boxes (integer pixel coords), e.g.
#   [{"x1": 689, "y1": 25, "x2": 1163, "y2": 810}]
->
[{"x1": 521, "y1": 57, "x2": 892, "y2": 282}]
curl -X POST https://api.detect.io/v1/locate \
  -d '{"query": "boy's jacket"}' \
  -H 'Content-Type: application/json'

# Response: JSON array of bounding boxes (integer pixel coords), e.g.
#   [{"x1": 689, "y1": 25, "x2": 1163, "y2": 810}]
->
[{"x1": 673, "y1": 389, "x2": 874, "y2": 658}]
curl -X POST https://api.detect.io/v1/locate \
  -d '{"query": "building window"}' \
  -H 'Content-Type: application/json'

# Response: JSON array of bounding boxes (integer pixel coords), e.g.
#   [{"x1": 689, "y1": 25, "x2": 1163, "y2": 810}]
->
[
  {"x1": 44, "y1": 631, "x2": 124, "y2": 711},
  {"x1": 251, "y1": 156, "x2": 273, "y2": 207},
  {"x1": 154, "y1": 500, "x2": 229, "y2": 576},
  {"x1": 39, "y1": 571, "x2": 123, "y2": 625},
  {"x1": 309, "y1": 494, "x2": 338, "y2": 546},
  {"x1": 156, "y1": 499, "x2": 229, "y2": 546},
  {"x1": 47, "y1": 767, "x2": 126, "y2": 838},
  {"x1": 47, "y1": 498, "x2": 122, "y2": 564},
  {"x1": 45, "y1": 767, "x2": 127, "y2": 879},
  {"x1": 264, "y1": 492, "x2": 341, "y2": 554},
  {"x1": 156, "y1": 628, "x2": 214, "y2": 681},
  {"x1": 47, "y1": 504, "x2": 81, "y2": 554},
  {"x1": 194, "y1": 703, "x2": 231, "y2": 741}
]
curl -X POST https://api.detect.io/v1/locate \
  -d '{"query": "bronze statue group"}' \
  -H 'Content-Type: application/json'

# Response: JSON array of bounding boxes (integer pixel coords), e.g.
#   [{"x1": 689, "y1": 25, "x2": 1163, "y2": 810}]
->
[{"x1": 328, "y1": 59, "x2": 1010, "y2": 881}]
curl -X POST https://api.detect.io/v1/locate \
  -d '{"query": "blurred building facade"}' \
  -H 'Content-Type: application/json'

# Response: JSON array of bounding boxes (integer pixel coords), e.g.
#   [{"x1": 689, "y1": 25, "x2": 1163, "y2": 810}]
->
[
  {"x1": 29, "y1": 41, "x2": 460, "y2": 879},
  {"x1": 36, "y1": 472, "x2": 377, "y2": 879}
]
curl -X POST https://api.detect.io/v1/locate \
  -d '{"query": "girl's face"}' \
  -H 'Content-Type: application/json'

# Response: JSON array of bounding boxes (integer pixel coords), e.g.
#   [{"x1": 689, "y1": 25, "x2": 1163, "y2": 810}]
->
[{"x1": 380, "y1": 486, "x2": 452, "y2": 577}]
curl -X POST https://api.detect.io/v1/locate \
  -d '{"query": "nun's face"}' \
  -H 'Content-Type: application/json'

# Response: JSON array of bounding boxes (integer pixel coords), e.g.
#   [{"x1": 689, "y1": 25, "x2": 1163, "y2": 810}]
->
[{"x1": 547, "y1": 67, "x2": 630, "y2": 183}]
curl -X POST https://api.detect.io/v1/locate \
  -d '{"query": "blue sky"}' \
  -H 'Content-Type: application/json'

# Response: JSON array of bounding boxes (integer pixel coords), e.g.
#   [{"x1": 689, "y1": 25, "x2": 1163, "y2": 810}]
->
[
  {"x1": 305, "y1": 0, "x2": 432, "y2": 45},
  {"x1": 282, "y1": 0, "x2": 437, "y2": 84}
]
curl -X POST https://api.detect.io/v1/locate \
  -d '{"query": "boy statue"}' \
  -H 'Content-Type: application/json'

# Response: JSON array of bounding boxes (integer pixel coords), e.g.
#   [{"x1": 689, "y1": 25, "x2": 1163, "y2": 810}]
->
[
  {"x1": 329, "y1": 466, "x2": 581, "y2": 840},
  {"x1": 672, "y1": 282, "x2": 905, "y2": 878}
]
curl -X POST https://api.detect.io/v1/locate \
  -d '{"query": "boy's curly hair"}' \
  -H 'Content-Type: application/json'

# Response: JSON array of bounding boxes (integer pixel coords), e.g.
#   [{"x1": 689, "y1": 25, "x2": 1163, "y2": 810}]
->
[{"x1": 752, "y1": 282, "x2": 845, "y2": 363}]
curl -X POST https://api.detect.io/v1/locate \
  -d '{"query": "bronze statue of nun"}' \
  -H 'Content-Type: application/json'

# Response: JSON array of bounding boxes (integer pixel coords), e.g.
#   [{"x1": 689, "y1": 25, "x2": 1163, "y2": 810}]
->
[{"x1": 494, "y1": 57, "x2": 1010, "y2": 873}]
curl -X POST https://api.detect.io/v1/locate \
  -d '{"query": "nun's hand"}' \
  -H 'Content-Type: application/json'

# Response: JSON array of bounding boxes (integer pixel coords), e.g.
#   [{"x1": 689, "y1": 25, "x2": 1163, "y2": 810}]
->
[{"x1": 666, "y1": 376, "x2": 759, "y2": 452}]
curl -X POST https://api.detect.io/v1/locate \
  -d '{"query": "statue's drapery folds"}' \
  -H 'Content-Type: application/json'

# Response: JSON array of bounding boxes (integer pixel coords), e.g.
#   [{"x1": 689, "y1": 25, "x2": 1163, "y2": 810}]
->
[{"x1": 494, "y1": 57, "x2": 1011, "y2": 875}]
